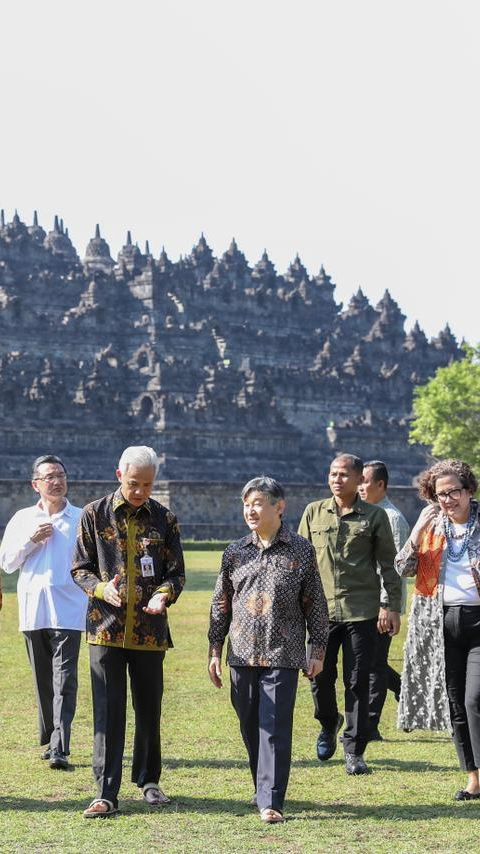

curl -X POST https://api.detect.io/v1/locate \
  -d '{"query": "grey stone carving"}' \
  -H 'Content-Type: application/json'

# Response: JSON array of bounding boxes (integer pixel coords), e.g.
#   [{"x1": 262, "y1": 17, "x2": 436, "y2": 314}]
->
[{"x1": 0, "y1": 211, "x2": 460, "y2": 482}]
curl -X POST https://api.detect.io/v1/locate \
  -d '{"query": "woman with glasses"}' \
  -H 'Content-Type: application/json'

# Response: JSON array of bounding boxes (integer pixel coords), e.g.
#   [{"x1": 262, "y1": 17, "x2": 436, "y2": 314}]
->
[{"x1": 395, "y1": 459, "x2": 480, "y2": 801}]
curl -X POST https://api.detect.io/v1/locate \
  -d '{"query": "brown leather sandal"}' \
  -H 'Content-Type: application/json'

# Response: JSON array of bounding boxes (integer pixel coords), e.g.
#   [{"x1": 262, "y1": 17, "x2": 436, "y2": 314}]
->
[
  {"x1": 260, "y1": 808, "x2": 285, "y2": 823},
  {"x1": 83, "y1": 798, "x2": 119, "y2": 818}
]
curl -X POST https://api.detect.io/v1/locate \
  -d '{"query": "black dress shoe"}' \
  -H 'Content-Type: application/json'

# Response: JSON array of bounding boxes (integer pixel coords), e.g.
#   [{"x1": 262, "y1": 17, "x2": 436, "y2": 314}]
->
[
  {"x1": 49, "y1": 752, "x2": 69, "y2": 770},
  {"x1": 345, "y1": 753, "x2": 369, "y2": 775},
  {"x1": 455, "y1": 789, "x2": 480, "y2": 801},
  {"x1": 316, "y1": 713, "x2": 344, "y2": 761}
]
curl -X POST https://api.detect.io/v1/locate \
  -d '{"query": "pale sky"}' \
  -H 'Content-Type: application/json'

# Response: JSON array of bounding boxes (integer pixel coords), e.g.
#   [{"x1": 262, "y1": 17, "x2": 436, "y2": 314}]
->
[{"x1": 2, "y1": 0, "x2": 478, "y2": 343}]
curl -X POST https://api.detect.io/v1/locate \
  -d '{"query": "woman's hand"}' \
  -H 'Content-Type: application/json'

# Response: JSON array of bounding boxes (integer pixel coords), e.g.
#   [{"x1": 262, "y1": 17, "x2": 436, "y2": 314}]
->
[{"x1": 410, "y1": 504, "x2": 439, "y2": 547}]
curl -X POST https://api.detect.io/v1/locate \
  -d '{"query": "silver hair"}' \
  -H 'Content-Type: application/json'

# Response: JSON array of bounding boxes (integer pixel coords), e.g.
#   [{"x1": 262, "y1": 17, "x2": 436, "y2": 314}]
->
[
  {"x1": 241, "y1": 476, "x2": 285, "y2": 505},
  {"x1": 117, "y1": 445, "x2": 159, "y2": 476}
]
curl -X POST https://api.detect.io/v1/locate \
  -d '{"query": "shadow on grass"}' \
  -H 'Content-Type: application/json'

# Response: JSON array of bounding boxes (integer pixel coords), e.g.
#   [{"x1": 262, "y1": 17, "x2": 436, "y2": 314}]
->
[
  {"x1": 1, "y1": 795, "x2": 479, "y2": 822},
  {"x1": 379, "y1": 736, "x2": 450, "y2": 744},
  {"x1": 163, "y1": 756, "x2": 455, "y2": 773},
  {"x1": 0, "y1": 795, "x2": 255, "y2": 816},
  {"x1": 289, "y1": 800, "x2": 480, "y2": 822},
  {"x1": 164, "y1": 757, "x2": 249, "y2": 770}
]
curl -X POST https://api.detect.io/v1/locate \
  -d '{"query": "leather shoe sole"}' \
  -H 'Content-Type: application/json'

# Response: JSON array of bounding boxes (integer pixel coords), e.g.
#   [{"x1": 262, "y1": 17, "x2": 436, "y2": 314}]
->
[{"x1": 49, "y1": 755, "x2": 69, "y2": 770}]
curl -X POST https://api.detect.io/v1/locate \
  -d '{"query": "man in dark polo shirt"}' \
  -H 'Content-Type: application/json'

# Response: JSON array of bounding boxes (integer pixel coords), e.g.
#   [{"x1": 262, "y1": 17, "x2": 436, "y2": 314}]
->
[
  {"x1": 208, "y1": 476, "x2": 328, "y2": 823},
  {"x1": 298, "y1": 453, "x2": 401, "y2": 775}
]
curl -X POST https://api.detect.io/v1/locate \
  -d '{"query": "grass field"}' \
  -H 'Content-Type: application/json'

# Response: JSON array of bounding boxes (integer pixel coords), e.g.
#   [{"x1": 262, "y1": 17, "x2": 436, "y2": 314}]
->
[{"x1": 1, "y1": 548, "x2": 479, "y2": 853}]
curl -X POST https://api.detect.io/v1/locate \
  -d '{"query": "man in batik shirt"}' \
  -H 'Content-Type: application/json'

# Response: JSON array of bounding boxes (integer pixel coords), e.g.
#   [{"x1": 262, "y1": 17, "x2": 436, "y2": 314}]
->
[
  {"x1": 72, "y1": 445, "x2": 185, "y2": 818},
  {"x1": 208, "y1": 476, "x2": 328, "y2": 824}
]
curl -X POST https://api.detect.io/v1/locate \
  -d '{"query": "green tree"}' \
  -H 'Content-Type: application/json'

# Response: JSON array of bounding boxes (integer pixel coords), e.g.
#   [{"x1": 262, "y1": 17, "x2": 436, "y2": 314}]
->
[{"x1": 409, "y1": 344, "x2": 480, "y2": 470}]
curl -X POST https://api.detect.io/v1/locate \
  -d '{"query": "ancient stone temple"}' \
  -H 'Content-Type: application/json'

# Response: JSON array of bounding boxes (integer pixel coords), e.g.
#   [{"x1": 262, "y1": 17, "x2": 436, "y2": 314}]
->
[{"x1": 0, "y1": 211, "x2": 460, "y2": 484}]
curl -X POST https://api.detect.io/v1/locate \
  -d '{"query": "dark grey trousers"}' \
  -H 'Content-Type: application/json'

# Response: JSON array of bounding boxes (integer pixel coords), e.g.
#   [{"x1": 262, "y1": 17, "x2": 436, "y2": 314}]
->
[
  {"x1": 444, "y1": 605, "x2": 480, "y2": 772},
  {"x1": 24, "y1": 628, "x2": 82, "y2": 756},
  {"x1": 89, "y1": 644, "x2": 165, "y2": 807},
  {"x1": 230, "y1": 666, "x2": 298, "y2": 813}
]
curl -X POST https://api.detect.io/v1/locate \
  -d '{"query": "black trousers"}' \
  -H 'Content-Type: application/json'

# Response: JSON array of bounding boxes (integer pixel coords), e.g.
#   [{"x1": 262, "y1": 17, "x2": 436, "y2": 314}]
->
[
  {"x1": 89, "y1": 645, "x2": 165, "y2": 806},
  {"x1": 443, "y1": 605, "x2": 480, "y2": 772},
  {"x1": 24, "y1": 629, "x2": 81, "y2": 756},
  {"x1": 230, "y1": 666, "x2": 299, "y2": 813},
  {"x1": 369, "y1": 632, "x2": 401, "y2": 730},
  {"x1": 311, "y1": 618, "x2": 377, "y2": 755}
]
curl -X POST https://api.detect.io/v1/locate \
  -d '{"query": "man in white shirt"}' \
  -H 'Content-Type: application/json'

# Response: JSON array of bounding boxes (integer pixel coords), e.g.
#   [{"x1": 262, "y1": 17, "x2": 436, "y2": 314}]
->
[{"x1": 0, "y1": 455, "x2": 86, "y2": 769}]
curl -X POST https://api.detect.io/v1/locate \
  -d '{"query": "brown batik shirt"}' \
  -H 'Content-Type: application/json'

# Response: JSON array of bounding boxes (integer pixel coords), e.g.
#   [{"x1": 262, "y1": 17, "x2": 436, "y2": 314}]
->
[
  {"x1": 208, "y1": 523, "x2": 329, "y2": 668},
  {"x1": 72, "y1": 489, "x2": 185, "y2": 651}
]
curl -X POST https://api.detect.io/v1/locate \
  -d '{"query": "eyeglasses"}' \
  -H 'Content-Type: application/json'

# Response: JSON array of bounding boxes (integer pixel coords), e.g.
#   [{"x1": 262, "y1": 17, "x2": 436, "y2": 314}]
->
[
  {"x1": 33, "y1": 473, "x2": 67, "y2": 483},
  {"x1": 434, "y1": 488, "x2": 464, "y2": 503}
]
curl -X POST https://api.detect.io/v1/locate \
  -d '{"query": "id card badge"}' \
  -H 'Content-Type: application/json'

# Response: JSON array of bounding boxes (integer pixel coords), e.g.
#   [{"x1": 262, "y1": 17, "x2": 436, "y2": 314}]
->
[{"x1": 140, "y1": 555, "x2": 155, "y2": 577}]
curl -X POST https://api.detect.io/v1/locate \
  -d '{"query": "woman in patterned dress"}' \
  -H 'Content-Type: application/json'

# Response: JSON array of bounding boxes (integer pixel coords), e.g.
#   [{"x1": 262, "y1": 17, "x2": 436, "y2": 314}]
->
[{"x1": 395, "y1": 459, "x2": 480, "y2": 801}]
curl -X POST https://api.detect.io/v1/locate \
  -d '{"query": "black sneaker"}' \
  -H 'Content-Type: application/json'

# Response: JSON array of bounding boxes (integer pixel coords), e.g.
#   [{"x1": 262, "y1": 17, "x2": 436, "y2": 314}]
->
[
  {"x1": 345, "y1": 753, "x2": 369, "y2": 775},
  {"x1": 316, "y1": 713, "x2": 344, "y2": 761}
]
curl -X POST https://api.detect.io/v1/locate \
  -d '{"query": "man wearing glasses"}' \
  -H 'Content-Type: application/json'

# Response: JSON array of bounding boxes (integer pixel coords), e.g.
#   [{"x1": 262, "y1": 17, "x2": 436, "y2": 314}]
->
[{"x1": 0, "y1": 455, "x2": 86, "y2": 770}]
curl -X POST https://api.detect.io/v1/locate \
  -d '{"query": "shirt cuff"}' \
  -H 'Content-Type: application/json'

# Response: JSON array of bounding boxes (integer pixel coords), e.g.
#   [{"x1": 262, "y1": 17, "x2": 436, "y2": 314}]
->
[
  {"x1": 94, "y1": 582, "x2": 108, "y2": 600},
  {"x1": 154, "y1": 583, "x2": 173, "y2": 602},
  {"x1": 309, "y1": 645, "x2": 326, "y2": 660},
  {"x1": 209, "y1": 644, "x2": 223, "y2": 659}
]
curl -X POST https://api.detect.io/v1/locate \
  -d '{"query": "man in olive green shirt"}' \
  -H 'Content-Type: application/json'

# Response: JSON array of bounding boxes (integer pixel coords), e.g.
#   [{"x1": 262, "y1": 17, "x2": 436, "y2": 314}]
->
[{"x1": 298, "y1": 454, "x2": 401, "y2": 775}]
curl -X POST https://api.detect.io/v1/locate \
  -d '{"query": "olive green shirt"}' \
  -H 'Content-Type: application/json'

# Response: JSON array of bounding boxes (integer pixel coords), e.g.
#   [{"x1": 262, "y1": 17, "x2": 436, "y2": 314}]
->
[{"x1": 298, "y1": 496, "x2": 401, "y2": 621}]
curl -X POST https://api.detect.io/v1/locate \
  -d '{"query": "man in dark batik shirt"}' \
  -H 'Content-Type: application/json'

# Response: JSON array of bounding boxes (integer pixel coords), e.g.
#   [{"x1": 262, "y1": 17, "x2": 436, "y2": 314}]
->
[
  {"x1": 72, "y1": 445, "x2": 185, "y2": 818},
  {"x1": 208, "y1": 476, "x2": 328, "y2": 824}
]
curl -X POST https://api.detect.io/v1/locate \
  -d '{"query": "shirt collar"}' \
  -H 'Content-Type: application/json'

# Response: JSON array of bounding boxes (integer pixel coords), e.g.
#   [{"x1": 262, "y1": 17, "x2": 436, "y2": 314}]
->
[
  {"x1": 241, "y1": 521, "x2": 291, "y2": 549},
  {"x1": 112, "y1": 487, "x2": 152, "y2": 516},
  {"x1": 36, "y1": 498, "x2": 72, "y2": 517},
  {"x1": 378, "y1": 495, "x2": 393, "y2": 511},
  {"x1": 325, "y1": 494, "x2": 365, "y2": 515}
]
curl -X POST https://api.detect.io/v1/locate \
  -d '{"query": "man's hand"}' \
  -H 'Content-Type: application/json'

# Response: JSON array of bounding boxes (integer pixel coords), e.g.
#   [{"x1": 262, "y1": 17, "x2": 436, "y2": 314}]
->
[
  {"x1": 143, "y1": 592, "x2": 169, "y2": 615},
  {"x1": 377, "y1": 606, "x2": 390, "y2": 634},
  {"x1": 208, "y1": 656, "x2": 223, "y2": 688},
  {"x1": 303, "y1": 657, "x2": 324, "y2": 680},
  {"x1": 377, "y1": 607, "x2": 401, "y2": 636},
  {"x1": 104, "y1": 574, "x2": 122, "y2": 607},
  {"x1": 30, "y1": 523, "x2": 54, "y2": 544},
  {"x1": 387, "y1": 610, "x2": 401, "y2": 636}
]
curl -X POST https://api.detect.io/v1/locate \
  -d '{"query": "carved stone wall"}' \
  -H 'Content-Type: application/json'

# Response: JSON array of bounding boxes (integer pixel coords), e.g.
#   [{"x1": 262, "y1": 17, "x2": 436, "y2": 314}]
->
[{"x1": 0, "y1": 211, "x2": 460, "y2": 484}]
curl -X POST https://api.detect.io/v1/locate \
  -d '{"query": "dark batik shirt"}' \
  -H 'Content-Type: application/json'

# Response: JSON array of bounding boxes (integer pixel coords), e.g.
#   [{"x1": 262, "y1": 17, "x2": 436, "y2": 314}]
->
[
  {"x1": 72, "y1": 489, "x2": 185, "y2": 651},
  {"x1": 208, "y1": 523, "x2": 329, "y2": 668}
]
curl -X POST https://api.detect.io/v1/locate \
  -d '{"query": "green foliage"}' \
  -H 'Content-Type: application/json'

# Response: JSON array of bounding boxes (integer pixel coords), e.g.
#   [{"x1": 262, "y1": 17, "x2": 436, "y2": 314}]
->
[{"x1": 410, "y1": 345, "x2": 480, "y2": 469}]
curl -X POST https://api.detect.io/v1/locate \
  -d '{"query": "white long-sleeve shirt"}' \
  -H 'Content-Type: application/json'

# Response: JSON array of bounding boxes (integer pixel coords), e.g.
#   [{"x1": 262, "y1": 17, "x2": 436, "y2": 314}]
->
[{"x1": 0, "y1": 500, "x2": 87, "y2": 631}]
